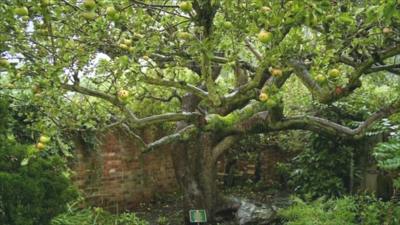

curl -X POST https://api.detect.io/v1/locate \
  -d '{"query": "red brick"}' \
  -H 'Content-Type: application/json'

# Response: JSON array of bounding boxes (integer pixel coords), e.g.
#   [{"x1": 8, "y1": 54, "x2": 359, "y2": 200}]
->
[{"x1": 71, "y1": 128, "x2": 178, "y2": 212}]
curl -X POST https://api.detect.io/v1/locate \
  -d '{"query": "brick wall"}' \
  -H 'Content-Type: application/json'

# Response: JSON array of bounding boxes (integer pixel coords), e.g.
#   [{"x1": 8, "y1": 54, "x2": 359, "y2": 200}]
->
[
  {"x1": 216, "y1": 145, "x2": 291, "y2": 187},
  {"x1": 71, "y1": 128, "x2": 178, "y2": 212},
  {"x1": 71, "y1": 131, "x2": 291, "y2": 211},
  {"x1": 258, "y1": 146, "x2": 290, "y2": 187}
]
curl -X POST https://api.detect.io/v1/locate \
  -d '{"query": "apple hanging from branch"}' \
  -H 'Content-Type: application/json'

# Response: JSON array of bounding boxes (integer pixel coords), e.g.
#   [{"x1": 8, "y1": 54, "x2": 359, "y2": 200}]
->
[
  {"x1": 259, "y1": 93, "x2": 269, "y2": 102},
  {"x1": 179, "y1": 1, "x2": 192, "y2": 13},
  {"x1": 118, "y1": 89, "x2": 129, "y2": 101},
  {"x1": 258, "y1": 30, "x2": 273, "y2": 43},
  {"x1": 14, "y1": 7, "x2": 29, "y2": 17}
]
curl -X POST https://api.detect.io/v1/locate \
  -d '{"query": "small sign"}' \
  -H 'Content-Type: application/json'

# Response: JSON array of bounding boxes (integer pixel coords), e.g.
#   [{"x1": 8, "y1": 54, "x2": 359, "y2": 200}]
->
[{"x1": 189, "y1": 209, "x2": 207, "y2": 223}]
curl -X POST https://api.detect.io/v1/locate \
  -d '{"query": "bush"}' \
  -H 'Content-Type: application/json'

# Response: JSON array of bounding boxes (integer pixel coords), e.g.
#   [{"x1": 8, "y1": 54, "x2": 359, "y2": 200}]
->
[
  {"x1": 285, "y1": 135, "x2": 351, "y2": 198},
  {"x1": 279, "y1": 195, "x2": 400, "y2": 225},
  {"x1": 0, "y1": 142, "x2": 78, "y2": 225},
  {"x1": 51, "y1": 205, "x2": 149, "y2": 225},
  {"x1": 279, "y1": 196, "x2": 356, "y2": 225},
  {"x1": 0, "y1": 99, "x2": 77, "y2": 225}
]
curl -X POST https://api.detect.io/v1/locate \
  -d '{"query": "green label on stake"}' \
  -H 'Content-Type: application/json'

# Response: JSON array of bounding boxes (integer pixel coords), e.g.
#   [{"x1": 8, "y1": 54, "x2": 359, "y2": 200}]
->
[{"x1": 189, "y1": 209, "x2": 207, "y2": 223}]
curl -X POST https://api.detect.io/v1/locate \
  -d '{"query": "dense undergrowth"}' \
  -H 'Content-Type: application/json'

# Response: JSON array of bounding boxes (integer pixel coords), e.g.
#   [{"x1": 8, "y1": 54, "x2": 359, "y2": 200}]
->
[{"x1": 51, "y1": 204, "x2": 149, "y2": 225}]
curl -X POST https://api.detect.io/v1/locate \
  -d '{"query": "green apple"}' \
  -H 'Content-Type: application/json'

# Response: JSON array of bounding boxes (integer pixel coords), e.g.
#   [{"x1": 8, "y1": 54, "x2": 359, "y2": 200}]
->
[
  {"x1": 271, "y1": 68, "x2": 283, "y2": 77},
  {"x1": 83, "y1": 0, "x2": 96, "y2": 10},
  {"x1": 119, "y1": 43, "x2": 129, "y2": 50},
  {"x1": 81, "y1": 11, "x2": 97, "y2": 20},
  {"x1": 106, "y1": 6, "x2": 118, "y2": 20},
  {"x1": 222, "y1": 21, "x2": 233, "y2": 29},
  {"x1": 41, "y1": 0, "x2": 53, "y2": 6},
  {"x1": 39, "y1": 135, "x2": 51, "y2": 143},
  {"x1": 123, "y1": 38, "x2": 132, "y2": 46},
  {"x1": 315, "y1": 74, "x2": 327, "y2": 83},
  {"x1": 259, "y1": 93, "x2": 269, "y2": 102},
  {"x1": 14, "y1": 7, "x2": 29, "y2": 16},
  {"x1": 261, "y1": 6, "x2": 272, "y2": 13},
  {"x1": 36, "y1": 142, "x2": 46, "y2": 150},
  {"x1": 134, "y1": 33, "x2": 144, "y2": 38},
  {"x1": 258, "y1": 30, "x2": 273, "y2": 43},
  {"x1": 177, "y1": 31, "x2": 192, "y2": 40},
  {"x1": 179, "y1": 1, "x2": 192, "y2": 12},
  {"x1": 328, "y1": 68, "x2": 340, "y2": 78},
  {"x1": 118, "y1": 89, "x2": 129, "y2": 101}
]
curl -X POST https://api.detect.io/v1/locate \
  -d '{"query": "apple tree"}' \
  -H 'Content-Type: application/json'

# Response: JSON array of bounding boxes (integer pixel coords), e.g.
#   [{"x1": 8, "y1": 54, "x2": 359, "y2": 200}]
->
[{"x1": 1, "y1": 0, "x2": 400, "y2": 224}]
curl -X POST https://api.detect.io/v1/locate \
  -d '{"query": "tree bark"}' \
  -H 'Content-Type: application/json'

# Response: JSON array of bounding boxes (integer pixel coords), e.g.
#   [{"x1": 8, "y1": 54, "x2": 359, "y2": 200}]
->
[
  {"x1": 170, "y1": 91, "x2": 222, "y2": 224},
  {"x1": 172, "y1": 133, "x2": 220, "y2": 225}
]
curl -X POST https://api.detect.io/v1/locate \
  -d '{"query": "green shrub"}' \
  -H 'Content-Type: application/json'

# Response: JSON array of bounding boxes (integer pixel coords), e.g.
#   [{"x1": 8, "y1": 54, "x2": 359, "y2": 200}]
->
[
  {"x1": 51, "y1": 205, "x2": 149, "y2": 225},
  {"x1": 0, "y1": 98, "x2": 77, "y2": 225},
  {"x1": 286, "y1": 135, "x2": 351, "y2": 198},
  {"x1": 279, "y1": 196, "x2": 356, "y2": 225},
  {"x1": 157, "y1": 216, "x2": 169, "y2": 225},
  {"x1": 279, "y1": 195, "x2": 400, "y2": 225},
  {"x1": 373, "y1": 134, "x2": 400, "y2": 191},
  {"x1": 0, "y1": 142, "x2": 78, "y2": 225}
]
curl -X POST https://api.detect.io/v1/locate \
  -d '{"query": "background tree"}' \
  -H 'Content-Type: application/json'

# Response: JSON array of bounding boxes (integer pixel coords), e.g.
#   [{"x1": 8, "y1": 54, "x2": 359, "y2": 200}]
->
[
  {"x1": 1, "y1": 0, "x2": 400, "y2": 224},
  {"x1": 0, "y1": 99, "x2": 77, "y2": 225}
]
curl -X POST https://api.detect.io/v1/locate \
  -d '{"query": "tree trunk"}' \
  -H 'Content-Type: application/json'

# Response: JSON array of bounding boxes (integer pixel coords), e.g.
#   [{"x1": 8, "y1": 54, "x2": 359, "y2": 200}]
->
[{"x1": 172, "y1": 132, "x2": 220, "y2": 225}]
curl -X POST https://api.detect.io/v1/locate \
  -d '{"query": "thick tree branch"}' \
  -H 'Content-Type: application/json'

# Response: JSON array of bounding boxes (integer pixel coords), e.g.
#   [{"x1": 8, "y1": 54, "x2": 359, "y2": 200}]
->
[
  {"x1": 367, "y1": 63, "x2": 400, "y2": 74},
  {"x1": 143, "y1": 76, "x2": 208, "y2": 99},
  {"x1": 61, "y1": 83, "x2": 202, "y2": 127},
  {"x1": 289, "y1": 60, "x2": 332, "y2": 102},
  {"x1": 349, "y1": 44, "x2": 400, "y2": 83},
  {"x1": 290, "y1": 60, "x2": 323, "y2": 94},
  {"x1": 212, "y1": 55, "x2": 256, "y2": 73},
  {"x1": 136, "y1": 112, "x2": 201, "y2": 126},
  {"x1": 209, "y1": 96, "x2": 400, "y2": 140},
  {"x1": 144, "y1": 125, "x2": 198, "y2": 153},
  {"x1": 219, "y1": 70, "x2": 291, "y2": 115},
  {"x1": 254, "y1": 98, "x2": 400, "y2": 139},
  {"x1": 299, "y1": 45, "x2": 400, "y2": 103},
  {"x1": 338, "y1": 55, "x2": 358, "y2": 67},
  {"x1": 201, "y1": 50, "x2": 222, "y2": 106},
  {"x1": 121, "y1": 123, "x2": 147, "y2": 148},
  {"x1": 244, "y1": 39, "x2": 262, "y2": 61},
  {"x1": 211, "y1": 135, "x2": 239, "y2": 164},
  {"x1": 61, "y1": 83, "x2": 123, "y2": 107}
]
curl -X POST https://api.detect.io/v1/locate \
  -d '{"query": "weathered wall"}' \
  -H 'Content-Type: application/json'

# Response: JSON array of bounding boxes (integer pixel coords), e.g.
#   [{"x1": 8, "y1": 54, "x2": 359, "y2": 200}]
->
[
  {"x1": 257, "y1": 146, "x2": 290, "y2": 187},
  {"x1": 71, "y1": 130, "x2": 391, "y2": 212},
  {"x1": 216, "y1": 144, "x2": 291, "y2": 188},
  {"x1": 71, "y1": 128, "x2": 177, "y2": 212}
]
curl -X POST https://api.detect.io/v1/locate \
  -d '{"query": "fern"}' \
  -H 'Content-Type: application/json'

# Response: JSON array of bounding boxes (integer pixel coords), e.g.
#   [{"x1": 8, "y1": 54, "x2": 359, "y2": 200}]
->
[{"x1": 373, "y1": 138, "x2": 400, "y2": 171}]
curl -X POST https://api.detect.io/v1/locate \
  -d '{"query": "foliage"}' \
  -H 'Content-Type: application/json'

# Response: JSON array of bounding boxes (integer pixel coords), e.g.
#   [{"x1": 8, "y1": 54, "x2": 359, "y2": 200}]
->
[
  {"x1": 51, "y1": 206, "x2": 148, "y2": 225},
  {"x1": 1, "y1": 0, "x2": 400, "y2": 222},
  {"x1": 0, "y1": 99, "x2": 78, "y2": 225},
  {"x1": 279, "y1": 195, "x2": 400, "y2": 225},
  {"x1": 284, "y1": 134, "x2": 352, "y2": 198},
  {"x1": 156, "y1": 216, "x2": 169, "y2": 225},
  {"x1": 373, "y1": 127, "x2": 400, "y2": 190},
  {"x1": 279, "y1": 196, "x2": 356, "y2": 225},
  {"x1": 374, "y1": 136, "x2": 400, "y2": 172}
]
